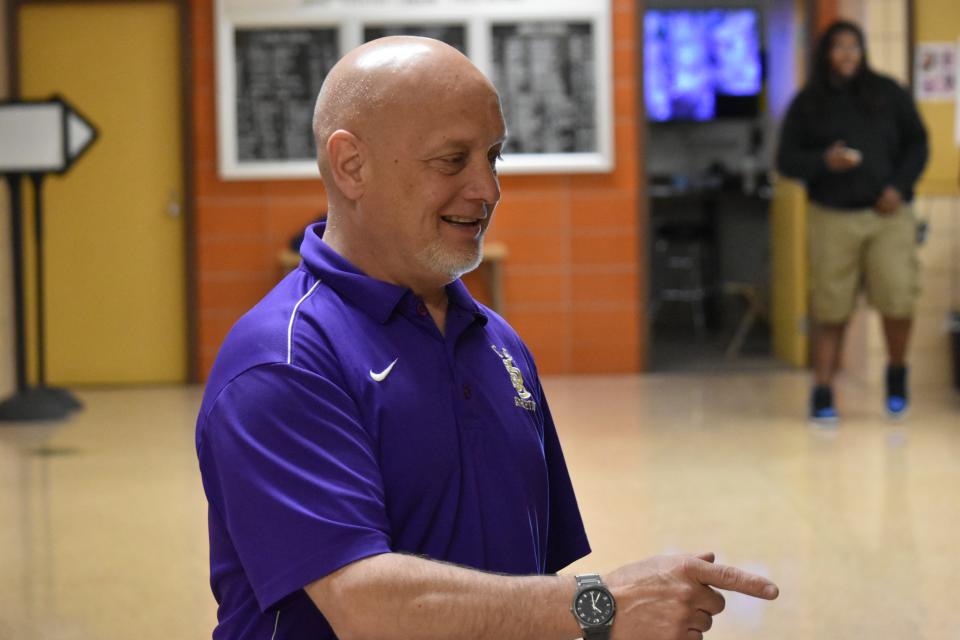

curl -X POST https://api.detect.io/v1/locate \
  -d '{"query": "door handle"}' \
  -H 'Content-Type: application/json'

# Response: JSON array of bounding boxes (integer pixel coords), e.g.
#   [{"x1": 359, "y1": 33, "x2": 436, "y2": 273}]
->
[{"x1": 166, "y1": 190, "x2": 181, "y2": 218}]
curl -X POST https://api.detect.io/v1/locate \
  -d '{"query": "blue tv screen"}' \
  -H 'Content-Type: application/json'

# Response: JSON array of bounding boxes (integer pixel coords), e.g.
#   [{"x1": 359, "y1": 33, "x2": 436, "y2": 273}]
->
[{"x1": 644, "y1": 8, "x2": 763, "y2": 122}]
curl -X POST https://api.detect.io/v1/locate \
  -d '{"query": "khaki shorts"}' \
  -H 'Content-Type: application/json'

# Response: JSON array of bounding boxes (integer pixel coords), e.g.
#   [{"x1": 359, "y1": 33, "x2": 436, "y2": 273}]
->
[{"x1": 808, "y1": 202, "x2": 920, "y2": 323}]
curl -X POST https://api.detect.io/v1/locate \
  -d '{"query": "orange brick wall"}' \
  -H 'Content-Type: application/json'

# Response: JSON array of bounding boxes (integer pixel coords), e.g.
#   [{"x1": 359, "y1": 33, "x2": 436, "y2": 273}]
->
[
  {"x1": 815, "y1": 0, "x2": 840, "y2": 31},
  {"x1": 189, "y1": 0, "x2": 645, "y2": 378}
]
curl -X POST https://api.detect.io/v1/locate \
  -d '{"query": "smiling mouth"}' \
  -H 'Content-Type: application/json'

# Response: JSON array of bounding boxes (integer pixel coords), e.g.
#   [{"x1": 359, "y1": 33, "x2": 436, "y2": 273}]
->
[{"x1": 441, "y1": 215, "x2": 483, "y2": 226}]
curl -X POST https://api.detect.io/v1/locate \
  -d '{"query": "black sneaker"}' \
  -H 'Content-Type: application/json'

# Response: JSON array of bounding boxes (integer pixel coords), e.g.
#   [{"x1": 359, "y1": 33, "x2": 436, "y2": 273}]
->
[
  {"x1": 810, "y1": 385, "x2": 838, "y2": 424},
  {"x1": 885, "y1": 365, "x2": 909, "y2": 419}
]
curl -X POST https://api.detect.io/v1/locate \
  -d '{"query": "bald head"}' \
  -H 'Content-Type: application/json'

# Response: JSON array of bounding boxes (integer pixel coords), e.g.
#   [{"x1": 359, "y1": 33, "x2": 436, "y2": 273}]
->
[
  {"x1": 312, "y1": 36, "x2": 499, "y2": 185},
  {"x1": 310, "y1": 36, "x2": 507, "y2": 294}
]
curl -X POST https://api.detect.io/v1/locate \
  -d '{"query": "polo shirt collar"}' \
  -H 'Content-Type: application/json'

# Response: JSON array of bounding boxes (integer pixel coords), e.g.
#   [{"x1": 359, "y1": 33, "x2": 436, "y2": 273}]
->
[
  {"x1": 299, "y1": 222, "x2": 487, "y2": 326},
  {"x1": 446, "y1": 278, "x2": 488, "y2": 326}
]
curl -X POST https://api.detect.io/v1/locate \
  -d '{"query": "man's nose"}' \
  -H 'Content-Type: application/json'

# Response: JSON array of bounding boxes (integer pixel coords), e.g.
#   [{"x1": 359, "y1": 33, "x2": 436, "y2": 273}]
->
[{"x1": 464, "y1": 159, "x2": 501, "y2": 206}]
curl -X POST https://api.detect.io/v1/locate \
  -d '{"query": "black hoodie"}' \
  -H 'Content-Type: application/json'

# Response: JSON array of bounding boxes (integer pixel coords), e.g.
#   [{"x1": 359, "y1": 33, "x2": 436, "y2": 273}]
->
[{"x1": 777, "y1": 73, "x2": 928, "y2": 210}]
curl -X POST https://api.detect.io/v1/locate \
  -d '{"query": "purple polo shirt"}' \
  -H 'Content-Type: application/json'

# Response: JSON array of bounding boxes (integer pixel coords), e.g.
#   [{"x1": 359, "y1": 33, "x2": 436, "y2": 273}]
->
[{"x1": 196, "y1": 222, "x2": 590, "y2": 639}]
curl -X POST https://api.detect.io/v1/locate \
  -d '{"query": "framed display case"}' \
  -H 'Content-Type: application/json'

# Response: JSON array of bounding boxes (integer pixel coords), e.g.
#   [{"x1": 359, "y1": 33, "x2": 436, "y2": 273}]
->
[{"x1": 216, "y1": 0, "x2": 613, "y2": 178}]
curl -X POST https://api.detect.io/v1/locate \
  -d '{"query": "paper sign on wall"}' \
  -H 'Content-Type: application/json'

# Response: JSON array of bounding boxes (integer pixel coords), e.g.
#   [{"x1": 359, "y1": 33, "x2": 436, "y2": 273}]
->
[
  {"x1": 956, "y1": 38, "x2": 960, "y2": 147},
  {"x1": 914, "y1": 42, "x2": 957, "y2": 101}
]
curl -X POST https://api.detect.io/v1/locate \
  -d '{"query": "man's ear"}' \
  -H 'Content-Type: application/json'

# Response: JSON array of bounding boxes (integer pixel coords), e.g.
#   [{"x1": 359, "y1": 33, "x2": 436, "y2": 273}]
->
[{"x1": 326, "y1": 130, "x2": 366, "y2": 200}]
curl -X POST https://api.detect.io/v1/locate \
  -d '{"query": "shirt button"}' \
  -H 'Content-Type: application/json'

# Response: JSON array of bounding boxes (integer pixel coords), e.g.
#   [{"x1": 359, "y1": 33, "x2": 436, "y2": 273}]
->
[
  {"x1": 416, "y1": 302, "x2": 428, "y2": 316},
  {"x1": 462, "y1": 384, "x2": 472, "y2": 399}
]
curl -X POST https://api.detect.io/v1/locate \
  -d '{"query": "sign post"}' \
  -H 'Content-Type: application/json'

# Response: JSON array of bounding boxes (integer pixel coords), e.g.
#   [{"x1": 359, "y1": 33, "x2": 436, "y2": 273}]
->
[{"x1": 0, "y1": 96, "x2": 97, "y2": 421}]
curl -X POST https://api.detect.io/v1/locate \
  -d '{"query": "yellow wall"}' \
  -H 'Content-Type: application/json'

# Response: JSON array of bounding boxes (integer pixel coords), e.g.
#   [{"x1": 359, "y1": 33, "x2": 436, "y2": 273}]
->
[
  {"x1": 0, "y1": 0, "x2": 14, "y2": 398},
  {"x1": 767, "y1": 0, "x2": 810, "y2": 368},
  {"x1": 915, "y1": 0, "x2": 960, "y2": 196},
  {"x1": 770, "y1": 177, "x2": 809, "y2": 367},
  {"x1": 906, "y1": 0, "x2": 960, "y2": 388}
]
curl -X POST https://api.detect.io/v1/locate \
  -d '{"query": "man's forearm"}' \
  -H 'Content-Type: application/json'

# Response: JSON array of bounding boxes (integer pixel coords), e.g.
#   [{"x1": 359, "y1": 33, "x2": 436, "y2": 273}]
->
[{"x1": 305, "y1": 552, "x2": 582, "y2": 640}]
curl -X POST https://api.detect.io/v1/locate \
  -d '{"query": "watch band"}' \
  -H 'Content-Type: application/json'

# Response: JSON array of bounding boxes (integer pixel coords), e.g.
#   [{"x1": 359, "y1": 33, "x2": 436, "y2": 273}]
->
[
  {"x1": 582, "y1": 627, "x2": 609, "y2": 640},
  {"x1": 576, "y1": 573, "x2": 604, "y2": 588}
]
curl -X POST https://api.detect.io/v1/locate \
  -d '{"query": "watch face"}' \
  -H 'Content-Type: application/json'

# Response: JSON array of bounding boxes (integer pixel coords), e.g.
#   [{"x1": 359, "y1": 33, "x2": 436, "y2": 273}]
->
[{"x1": 574, "y1": 587, "x2": 614, "y2": 625}]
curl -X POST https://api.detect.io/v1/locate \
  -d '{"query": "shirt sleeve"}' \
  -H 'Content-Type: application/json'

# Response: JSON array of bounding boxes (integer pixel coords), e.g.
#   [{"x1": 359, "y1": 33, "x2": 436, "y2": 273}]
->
[
  {"x1": 198, "y1": 362, "x2": 392, "y2": 611},
  {"x1": 889, "y1": 84, "x2": 929, "y2": 198},
  {"x1": 776, "y1": 92, "x2": 827, "y2": 183}
]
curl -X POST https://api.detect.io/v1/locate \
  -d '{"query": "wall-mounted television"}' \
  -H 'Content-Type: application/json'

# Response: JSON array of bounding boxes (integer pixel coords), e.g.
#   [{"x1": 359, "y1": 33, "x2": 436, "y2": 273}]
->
[{"x1": 644, "y1": 8, "x2": 763, "y2": 122}]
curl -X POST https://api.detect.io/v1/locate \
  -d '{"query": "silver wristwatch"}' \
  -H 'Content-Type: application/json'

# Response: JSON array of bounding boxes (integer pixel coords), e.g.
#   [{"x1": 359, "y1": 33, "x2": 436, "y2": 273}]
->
[{"x1": 570, "y1": 573, "x2": 616, "y2": 640}]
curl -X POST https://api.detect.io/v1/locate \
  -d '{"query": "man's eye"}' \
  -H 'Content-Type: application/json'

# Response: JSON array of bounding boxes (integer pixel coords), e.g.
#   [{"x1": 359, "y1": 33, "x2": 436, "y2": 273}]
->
[
  {"x1": 488, "y1": 151, "x2": 503, "y2": 167},
  {"x1": 444, "y1": 155, "x2": 467, "y2": 166}
]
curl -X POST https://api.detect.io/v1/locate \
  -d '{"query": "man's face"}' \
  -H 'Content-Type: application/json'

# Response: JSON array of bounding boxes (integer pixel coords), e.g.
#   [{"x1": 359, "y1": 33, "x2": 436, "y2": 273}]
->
[
  {"x1": 360, "y1": 81, "x2": 506, "y2": 288},
  {"x1": 829, "y1": 30, "x2": 862, "y2": 79}
]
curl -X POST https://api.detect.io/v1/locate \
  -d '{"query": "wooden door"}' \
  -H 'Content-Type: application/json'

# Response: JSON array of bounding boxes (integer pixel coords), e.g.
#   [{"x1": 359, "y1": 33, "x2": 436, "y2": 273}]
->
[{"x1": 19, "y1": 2, "x2": 187, "y2": 384}]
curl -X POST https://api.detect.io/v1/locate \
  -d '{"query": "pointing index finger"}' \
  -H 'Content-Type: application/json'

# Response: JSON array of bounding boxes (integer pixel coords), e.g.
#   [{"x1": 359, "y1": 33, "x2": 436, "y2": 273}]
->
[{"x1": 688, "y1": 559, "x2": 779, "y2": 600}]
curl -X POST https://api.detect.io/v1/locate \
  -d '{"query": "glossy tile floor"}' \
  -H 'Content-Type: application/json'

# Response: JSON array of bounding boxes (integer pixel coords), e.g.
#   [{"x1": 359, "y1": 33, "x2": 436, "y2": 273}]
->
[{"x1": 0, "y1": 371, "x2": 958, "y2": 639}]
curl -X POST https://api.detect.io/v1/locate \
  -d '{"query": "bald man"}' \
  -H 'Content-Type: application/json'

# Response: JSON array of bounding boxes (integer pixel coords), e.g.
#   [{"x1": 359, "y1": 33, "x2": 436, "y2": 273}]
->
[{"x1": 196, "y1": 37, "x2": 778, "y2": 640}]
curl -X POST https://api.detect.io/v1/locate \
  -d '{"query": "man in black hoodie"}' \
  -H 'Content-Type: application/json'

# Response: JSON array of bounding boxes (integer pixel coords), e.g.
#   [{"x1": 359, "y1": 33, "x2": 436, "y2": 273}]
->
[{"x1": 777, "y1": 20, "x2": 928, "y2": 423}]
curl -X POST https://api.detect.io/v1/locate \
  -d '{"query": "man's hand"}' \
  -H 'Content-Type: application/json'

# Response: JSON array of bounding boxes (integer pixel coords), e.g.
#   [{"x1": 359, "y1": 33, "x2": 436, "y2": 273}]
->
[
  {"x1": 874, "y1": 186, "x2": 903, "y2": 215},
  {"x1": 605, "y1": 552, "x2": 778, "y2": 640},
  {"x1": 824, "y1": 140, "x2": 862, "y2": 172}
]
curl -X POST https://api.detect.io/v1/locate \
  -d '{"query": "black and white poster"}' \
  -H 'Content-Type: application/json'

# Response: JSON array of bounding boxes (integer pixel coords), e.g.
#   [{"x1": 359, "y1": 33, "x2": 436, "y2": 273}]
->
[
  {"x1": 234, "y1": 28, "x2": 339, "y2": 161},
  {"x1": 492, "y1": 22, "x2": 596, "y2": 154}
]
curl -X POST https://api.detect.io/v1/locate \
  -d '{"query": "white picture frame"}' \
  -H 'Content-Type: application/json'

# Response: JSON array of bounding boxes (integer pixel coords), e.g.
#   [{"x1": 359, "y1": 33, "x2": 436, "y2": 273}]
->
[{"x1": 215, "y1": 0, "x2": 613, "y2": 179}]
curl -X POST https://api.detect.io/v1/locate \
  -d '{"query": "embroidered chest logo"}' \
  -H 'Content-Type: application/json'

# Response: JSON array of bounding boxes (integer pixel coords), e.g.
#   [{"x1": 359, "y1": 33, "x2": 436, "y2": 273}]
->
[{"x1": 491, "y1": 345, "x2": 537, "y2": 412}]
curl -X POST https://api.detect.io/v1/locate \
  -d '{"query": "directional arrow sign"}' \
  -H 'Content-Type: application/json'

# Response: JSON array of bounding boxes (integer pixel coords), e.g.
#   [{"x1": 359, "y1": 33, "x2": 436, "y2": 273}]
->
[{"x1": 0, "y1": 96, "x2": 98, "y2": 175}]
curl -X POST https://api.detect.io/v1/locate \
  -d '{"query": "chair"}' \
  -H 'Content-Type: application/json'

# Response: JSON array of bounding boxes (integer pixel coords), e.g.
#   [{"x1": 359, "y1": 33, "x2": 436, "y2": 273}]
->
[
  {"x1": 722, "y1": 281, "x2": 768, "y2": 358},
  {"x1": 649, "y1": 226, "x2": 709, "y2": 338}
]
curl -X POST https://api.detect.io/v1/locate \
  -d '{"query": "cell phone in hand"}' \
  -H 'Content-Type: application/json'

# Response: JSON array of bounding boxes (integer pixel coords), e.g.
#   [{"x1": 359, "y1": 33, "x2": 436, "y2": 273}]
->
[{"x1": 841, "y1": 147, "x2": 862, "y2": 163}]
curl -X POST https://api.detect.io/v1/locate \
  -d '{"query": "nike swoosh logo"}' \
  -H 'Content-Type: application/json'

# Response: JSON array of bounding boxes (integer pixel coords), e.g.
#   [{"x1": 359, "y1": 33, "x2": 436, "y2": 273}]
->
[{"x1": 369, "y1": 358, "x2": 399, "y2": 382}]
